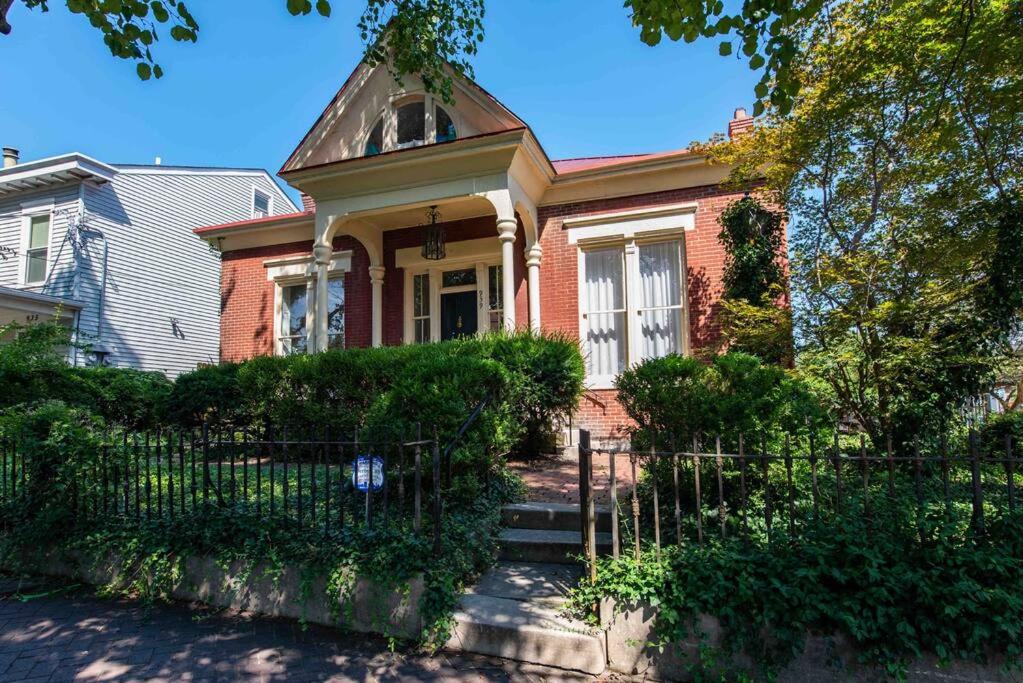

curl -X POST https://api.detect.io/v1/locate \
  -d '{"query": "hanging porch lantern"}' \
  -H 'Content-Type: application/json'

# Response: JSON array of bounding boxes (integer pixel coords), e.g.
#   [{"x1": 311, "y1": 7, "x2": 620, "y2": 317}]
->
[{"x1": 421, "y1": 205, "x2": 445, "y2": 260}]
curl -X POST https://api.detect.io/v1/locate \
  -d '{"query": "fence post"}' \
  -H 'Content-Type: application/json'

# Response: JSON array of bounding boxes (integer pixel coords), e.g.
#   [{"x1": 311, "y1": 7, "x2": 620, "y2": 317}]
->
[
  {"x1": 860, "y1": 434, "x2": 870, "y2": 520},
  {"x1": 579, "y1": 430, "x2": 597, "y2": 583},
  {"x1": 201, "y1": 423, "x2": 210, "y2": 512},
  {"x1": 692, "y1": 434, "x2": 704, "y2": 546},
  {"x1": 715, "y1": 435, "x2": 726, "y2": 540},
  {"x1": 738, "y1": 432, "x2": 748, "y2": 536},
  {"x1": 761, "y1": 432, "x2": 772, "y2": 540},
  {"x1": 578, "y1": 429, "x2": 591, "y2": 566},
  {"x1": 432, "y1": 429, "x2": 442, "y2": 556},
  {"x1": 1006, "y1": 433, "x2": 1015, "y2": 514},
  {"x1": 807, "y1": 420, "x2": 820, "y2": 521},
  {"x1": 611, "y1": 441, "x2": 621, "y2": 558},
  {"x1": 886, "y1": 432, "x2": 895, "y2": 499},
  {"x1": 650, "y1": 434, "x2": 661, "y2": 558},
  {"x1": 671, "y1": 436, "x2": 681, "y2": 546},
  {"x1": 969, "y1": 428, "x2": 985, "y2": 536},
  {"x1": 784, "y1": 433, "x2": 794, "y2": 536},
  {"x1": 833, "y1": 428, "x2": 843, "y2": 511},
  {"x1": 630, "y1": 451, "x2": 642, "y2": 560},
  {"x1": 414, "y1": 423, "x2": 422, "y2": 534}
]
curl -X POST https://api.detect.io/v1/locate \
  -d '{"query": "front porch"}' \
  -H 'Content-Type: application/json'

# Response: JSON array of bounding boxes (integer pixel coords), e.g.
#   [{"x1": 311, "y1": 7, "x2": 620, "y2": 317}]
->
[{"x1": 202, "y1": 126, "x2": 552, "y2": 358}]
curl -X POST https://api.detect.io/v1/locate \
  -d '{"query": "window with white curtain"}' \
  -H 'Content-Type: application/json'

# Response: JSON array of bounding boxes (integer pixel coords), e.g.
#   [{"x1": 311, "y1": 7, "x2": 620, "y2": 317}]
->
[
  {"x1": 583, "y1": 247, "x2": 627, "y2": 382},
  {"x1": 580, "y1": 238, "x2": 686, "y2": 384},
  {"x1": 638, "y1": 241, "x2": 684, "y2": 360}
]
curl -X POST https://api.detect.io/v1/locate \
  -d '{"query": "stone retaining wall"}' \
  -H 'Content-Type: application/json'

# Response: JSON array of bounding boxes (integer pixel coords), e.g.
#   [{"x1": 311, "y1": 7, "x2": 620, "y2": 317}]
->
[
  {"x1": 7, "y1": 549, "x2": 424, "y2": 640},
  {"x1": 601, "y1": 599, "x2": 1021, "y2": 681}
]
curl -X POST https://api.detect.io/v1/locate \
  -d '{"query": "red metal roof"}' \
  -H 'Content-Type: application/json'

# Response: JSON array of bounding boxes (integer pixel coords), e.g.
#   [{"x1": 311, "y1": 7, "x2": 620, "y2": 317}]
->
[
  {"x1": 551, "y1": 149, "x2": 692, "y2": 174},
  {"x1": 193, "y1": 210, "x2": 314, "y2": 236}
]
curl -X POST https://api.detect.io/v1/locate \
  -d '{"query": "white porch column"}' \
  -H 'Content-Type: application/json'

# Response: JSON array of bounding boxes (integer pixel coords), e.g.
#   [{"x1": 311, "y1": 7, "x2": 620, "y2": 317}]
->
[
  {"x1": 312, "y1": 243, "x2": 331, "y2": 353},
  {"x1": 497, "y1": 217, "x2": 517, "y2": 331},
  {"x1": 369, "y1": 265, "x2": 385, "y2": 347},
  {"x1": 526, "y1": 243, "x2": 542, "y2": 333}
]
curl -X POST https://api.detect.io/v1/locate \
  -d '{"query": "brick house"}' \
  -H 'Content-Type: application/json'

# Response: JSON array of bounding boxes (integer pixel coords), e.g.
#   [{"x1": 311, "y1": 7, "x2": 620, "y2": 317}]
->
[{"x1": 195, "y1": 59, "x2": 761, "y2": 436}]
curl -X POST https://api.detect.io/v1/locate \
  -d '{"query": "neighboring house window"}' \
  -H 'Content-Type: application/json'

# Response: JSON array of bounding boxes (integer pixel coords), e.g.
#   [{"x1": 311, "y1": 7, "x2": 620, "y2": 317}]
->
[
  {"x1": 436, "y1": 105, "x2": 457, "y2": 143},
  {"x1": 24, "y1": 214, "x2": 50, "y2": 284},
  {"x1": 253, "y1": 190, "x2": 271, "y2": 219},
  {"x1": 279, "y1": 283, "x2": 308, "y2": 355},
  {"x1": 365, "y1": 118, "x2": 384, "y2": 156},
  {"x1": 326, "y1": 277, "x2": 345, "y2": 349},
  {"x1": 487, "y1": 265, "x2": 503, "y2": 331},
  {"x1": 580, "y1": 238, "x2": 687, "y2": 385},
  {"x1": 412, "y1": 273, "x2": 430, "y2": 343},
  {"x1": 396, "y1": 101, "x2": 426, "y2": 149}
]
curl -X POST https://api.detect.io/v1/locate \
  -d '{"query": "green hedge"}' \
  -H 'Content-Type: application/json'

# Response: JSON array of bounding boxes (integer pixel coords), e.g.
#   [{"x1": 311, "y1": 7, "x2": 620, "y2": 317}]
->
[
  {"x1": 1, "y1": 320, "x2": 583, "y2": 458},
  {"x1": 166, "y1": 331, "x2": 584, "y2": 458},
  {"x1": 615, "y1": 351, "x2": 824, "y2": 446}
]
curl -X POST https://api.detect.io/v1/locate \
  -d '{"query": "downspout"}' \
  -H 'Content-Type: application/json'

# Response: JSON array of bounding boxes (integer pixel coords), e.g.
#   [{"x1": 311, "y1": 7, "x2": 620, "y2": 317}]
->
[{"x1": 79, "y1": 227, "x2": 109, "y2": 345}]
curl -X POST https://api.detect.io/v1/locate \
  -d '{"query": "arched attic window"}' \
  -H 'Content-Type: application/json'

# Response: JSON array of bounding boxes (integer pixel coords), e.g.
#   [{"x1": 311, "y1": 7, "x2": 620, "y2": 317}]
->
[
  {"x1": 436, "y1": 105, "x2": 457, "y2": 143},
  {"x1": 396, "y1": 101, "x2": 426, "y2": 149},
  {"x1": 364, "y1": 118, "x2": 384, "y2": 156}
]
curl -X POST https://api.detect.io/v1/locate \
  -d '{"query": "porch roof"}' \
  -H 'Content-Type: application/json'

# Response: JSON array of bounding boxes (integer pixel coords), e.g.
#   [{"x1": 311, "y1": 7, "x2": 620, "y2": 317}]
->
[{"x1": 0, "y1": 285, "x2": 81, "y2": 326}]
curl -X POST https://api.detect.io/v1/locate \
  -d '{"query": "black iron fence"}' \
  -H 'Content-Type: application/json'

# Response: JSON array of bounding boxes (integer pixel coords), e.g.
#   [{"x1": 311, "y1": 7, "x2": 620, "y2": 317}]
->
[
  {"x1": 0, "y1": 422, "x2": 465, "y2": 551},
  {"x1": 578, "y1": 427, "x2": 1019, "y2": 571}
]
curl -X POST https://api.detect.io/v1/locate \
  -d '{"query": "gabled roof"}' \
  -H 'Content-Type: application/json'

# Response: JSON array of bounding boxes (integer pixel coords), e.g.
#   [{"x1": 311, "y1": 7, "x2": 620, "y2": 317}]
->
[
  {"x1": 0, "y1": 153, "x2": 117, "y2": 198},
  {"x1": 280, "y1": 59, "x2": 532, "y2": 175}
]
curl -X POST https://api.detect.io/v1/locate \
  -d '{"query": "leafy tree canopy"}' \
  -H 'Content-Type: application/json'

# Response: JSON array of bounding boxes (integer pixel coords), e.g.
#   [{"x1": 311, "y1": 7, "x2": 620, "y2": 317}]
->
[
  {"x1": 5, "y1": 0, "x2": 484, "y2": 98},
  {"x1": 713, "y1": 0, "x2": 1023, "y2": 443}
]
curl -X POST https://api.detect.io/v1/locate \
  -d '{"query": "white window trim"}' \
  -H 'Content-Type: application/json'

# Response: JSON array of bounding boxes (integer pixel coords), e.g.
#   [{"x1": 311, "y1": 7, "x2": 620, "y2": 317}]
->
[
  {"x1": 267, "y1": 251, "x2": 351, "y2": 355},
  {"x1": 577, "y1": 231, "x2": 692, "y2": 390},
  {"x1": 251, "y1": 186, "x2": 273, "y2": 219},
  {"x1": 18, "y1": 200, "x2": 55, "y2": 286},
  {"x1": 401, "y1": 257, "x2": 503, "y2": 344}
]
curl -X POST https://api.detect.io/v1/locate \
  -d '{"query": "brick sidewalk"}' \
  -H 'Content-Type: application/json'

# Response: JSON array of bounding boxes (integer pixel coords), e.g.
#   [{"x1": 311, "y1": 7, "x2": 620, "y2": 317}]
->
[{"x1": 0, "y1": 578, "x2": 604, "y2": 682}]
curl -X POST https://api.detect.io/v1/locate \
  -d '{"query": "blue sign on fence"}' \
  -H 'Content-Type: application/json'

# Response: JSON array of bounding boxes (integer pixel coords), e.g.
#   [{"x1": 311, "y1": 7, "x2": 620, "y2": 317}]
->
[{"x1": 353, "y1": 455, "x2": 385, "y2": 492}]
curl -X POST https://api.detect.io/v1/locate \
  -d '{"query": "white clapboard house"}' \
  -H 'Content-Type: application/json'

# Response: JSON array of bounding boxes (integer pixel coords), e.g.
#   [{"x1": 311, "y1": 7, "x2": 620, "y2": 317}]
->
[{"x1": 0, "y1": 147, "x2": 296, "y2": 376}]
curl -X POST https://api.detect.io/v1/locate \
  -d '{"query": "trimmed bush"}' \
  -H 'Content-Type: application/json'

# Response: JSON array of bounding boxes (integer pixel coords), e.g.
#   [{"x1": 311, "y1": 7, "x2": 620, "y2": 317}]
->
[
  {"x1": 164, "y1": 362, "x2": 243, "y2": 427},
  {"x1": 615, "y1": 351, "x2": 825, "y2": 445},
  {"x1": 168, "y1": 331, "x2": 584, "y2": 458}
]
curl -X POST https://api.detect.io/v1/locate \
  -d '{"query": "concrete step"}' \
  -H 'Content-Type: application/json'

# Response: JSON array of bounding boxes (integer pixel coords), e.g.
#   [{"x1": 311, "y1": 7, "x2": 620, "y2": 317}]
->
[
  {"x1": 498, "y1": 528, "x2": 613, "y2": 564},
  {"x1": 445, "y1": 593, "x2": 606, "y2": 675},
  {"x1": 501, "y1": 502, "x2": 612, "y2": 532},
  {"x1": 465, "y1": 562, "x2": 582, "y2": 606}
]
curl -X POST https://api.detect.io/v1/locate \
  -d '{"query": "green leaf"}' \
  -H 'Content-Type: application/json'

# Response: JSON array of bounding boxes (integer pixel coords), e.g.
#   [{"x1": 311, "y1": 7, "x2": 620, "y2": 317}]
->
[
  {"x1": 749, "y1": 54, "x2": 765, "y2": 70},
  {"x1": 719, "y1": 41, "x2": 732, "y2": 56},
  {"x1": 136, "y1": 62, "x2": 152, "y2": 80},
  {"x1": 316, "y1": 0, "x2": 331, "y2": 16}
]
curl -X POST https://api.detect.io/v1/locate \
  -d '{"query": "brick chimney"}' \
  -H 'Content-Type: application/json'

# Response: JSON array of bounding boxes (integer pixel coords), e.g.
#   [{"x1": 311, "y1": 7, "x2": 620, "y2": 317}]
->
[
  {"x1": 2, "y1": 147, "x2": 19, "y2": 169},
  {"x1": 728, "y1": 108, "x2": 754, "y2": 139},
  {"x1": 300, "y1": 192, "x2": 316, "y2": 213}
]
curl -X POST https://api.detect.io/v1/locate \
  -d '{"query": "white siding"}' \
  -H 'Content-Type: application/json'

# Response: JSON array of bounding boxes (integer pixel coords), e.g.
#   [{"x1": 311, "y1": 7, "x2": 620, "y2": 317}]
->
[
  {"x1": 78, "y1": 169, "x2": 296, "y2": 377},
  {"x1": 0, "y1": 184, "x2": 81, "y2": 303}
]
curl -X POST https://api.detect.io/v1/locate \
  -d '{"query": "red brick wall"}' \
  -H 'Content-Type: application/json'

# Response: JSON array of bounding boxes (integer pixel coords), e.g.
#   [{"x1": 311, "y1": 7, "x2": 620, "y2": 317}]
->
[
  {"x1": 219, "y1": 183, "x2": 768, "y2": 442},
  {"x1": 219, "y1": 217, "x2": 523, "y2": 360},
  {"x1": 537, "y1": 184, "x2": 755, "y2": 438},
  {"x1": 219, "y1": 235, "x2": 371, "y2": 362}
]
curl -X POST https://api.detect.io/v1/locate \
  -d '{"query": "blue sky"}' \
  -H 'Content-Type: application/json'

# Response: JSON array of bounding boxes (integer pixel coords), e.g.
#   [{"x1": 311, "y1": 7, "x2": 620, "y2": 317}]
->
[{"x1": 0, "y1": 1, "x2": 758, "y2": 205}]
